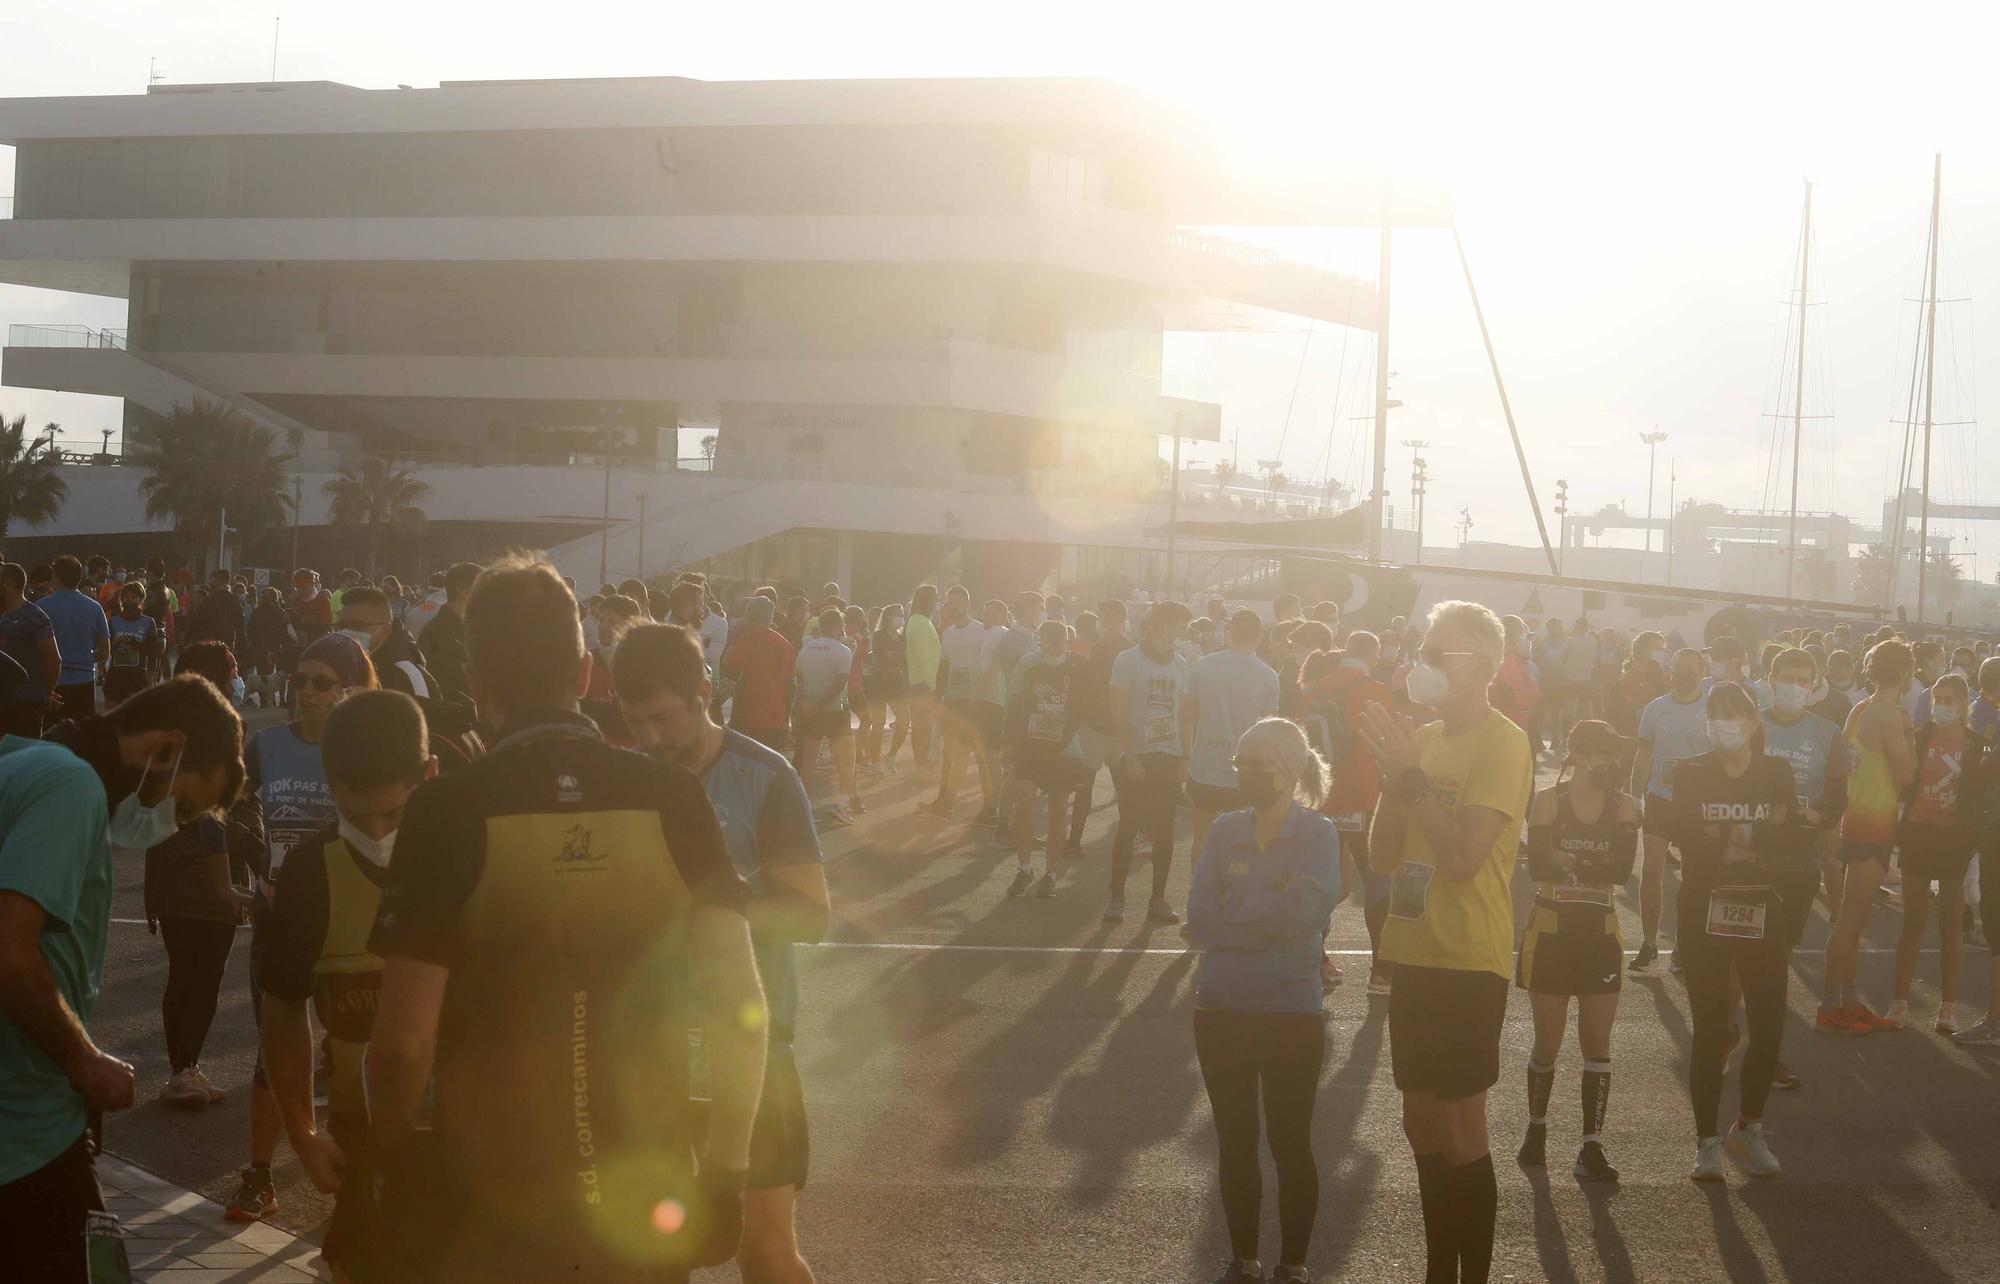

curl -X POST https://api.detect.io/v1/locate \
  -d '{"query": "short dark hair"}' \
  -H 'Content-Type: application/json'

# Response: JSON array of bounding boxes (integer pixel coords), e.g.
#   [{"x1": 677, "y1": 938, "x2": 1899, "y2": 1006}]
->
[
  {"x1": 107, "y1": 674, "x2": 244, "y2": 798},
  {"x1": 1226, "y1": 608, "x2": 1264, "y2": 645},
  {"x1": 86, "y1": 555, "x2": 110, "y2": 574},
  {"x1": 339, "y1": 586, "x2": 390, "y2": 613},
  {"x1": 612, "y1": 623, "x2": 708, "y2": 705},
  {"x1": 465, "y1": 554, "x2": 585, "y2": 710},
  {"x1": 174, "y1": 640, "x2": 238, "y2": 688},
  {"x1": 647, "y1": 588, "x2": 669, "y2": 620},
  {"x1": 322, "y1": 690, "x2": 429, "y2": 788},
  {"x1": 0, "y1": 563, "x2": 22, "y2": 594},
  {"x1": 912, "y1": 584, "x2": 938, "y2": 613},
  {"x1": 617, "y1": 578, "x2": 648, "y2": 603},
  {"x1": 818, "y1": 606, "x2": 844, "y2": 636},
  {"x1": 51, "y1": 555, "x2": 82, "y2": 588},
  {"x1": 1770, "y1": 647, "x2": 1817, "y2": 683},
  {"x1": 1273, "y1": 592, "x2": 1300, "y2": 617}
]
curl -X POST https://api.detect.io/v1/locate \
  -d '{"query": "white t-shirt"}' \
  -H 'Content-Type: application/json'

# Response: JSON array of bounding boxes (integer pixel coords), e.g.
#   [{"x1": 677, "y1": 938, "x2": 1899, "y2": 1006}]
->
[
  {"x1": 795, "y1": 635, "x2": 853, "y2": 713},
  {"x1": 699, "y1": 608, "x2": 730, "y2": 673},
  {"x1": 940, "y1": 623, "x2": 990, "y2": 703}
]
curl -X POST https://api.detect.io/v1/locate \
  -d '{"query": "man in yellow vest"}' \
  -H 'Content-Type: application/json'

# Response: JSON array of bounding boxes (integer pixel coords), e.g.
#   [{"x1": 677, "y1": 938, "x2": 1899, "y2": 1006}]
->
[{"x1": 258, "y1": 690, "x2": 434, "y2": 1283}]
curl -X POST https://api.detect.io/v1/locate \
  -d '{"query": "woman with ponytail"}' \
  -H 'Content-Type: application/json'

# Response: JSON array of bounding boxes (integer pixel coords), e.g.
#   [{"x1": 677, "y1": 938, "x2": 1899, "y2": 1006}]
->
[{"x1": 1186, "y1": 717, "x2": 1340, "y2": 1284}]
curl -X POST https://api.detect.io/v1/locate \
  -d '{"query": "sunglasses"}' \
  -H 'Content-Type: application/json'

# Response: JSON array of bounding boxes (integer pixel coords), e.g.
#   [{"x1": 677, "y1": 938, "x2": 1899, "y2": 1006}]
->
[
  {"x1": 291, "y1": 673, "x2": 342, "y2": 693},
  {"x1": 1418, "y1": 646, "x2": 1479, "y2": 668}
]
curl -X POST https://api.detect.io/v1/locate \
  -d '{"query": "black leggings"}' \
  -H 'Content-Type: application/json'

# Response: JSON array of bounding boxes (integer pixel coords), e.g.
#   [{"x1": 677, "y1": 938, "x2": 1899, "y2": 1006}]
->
[
  {"x1": 159, "y1": 916, "x2": 237, "y2": 1073},
  {"x1": 1110, "y1": 753, "x2": 1182, "y2": 900},
  {"x1": 1193, "y1": 1008, "x2": 1326, "y2": 1267},
  {"x1": 1680, "y1": 898, "x2": 1788, "y2": 1138}
]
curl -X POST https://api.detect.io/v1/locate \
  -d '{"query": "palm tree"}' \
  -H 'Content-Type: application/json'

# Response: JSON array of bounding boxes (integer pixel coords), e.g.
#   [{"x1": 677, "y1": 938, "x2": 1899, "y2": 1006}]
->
[
  {"x1": 128, "y1": 399, "x2": 294, "y2": 573},
  {"x1": 323, "y1": 455, "x2": 431, "y2": 579},
  {"x1": 0, "y1": 414, "x2": 69, "y2": 548},
  {"x1": 1214, "y1": 458, "x2": 1238, "y2": 495},
  {"x1": 1924, "y1": 550, "x2": 1963, "y2": 617},
  {"x1": 1851, "y1": 543, "x2": 1892, "y2": 604}
]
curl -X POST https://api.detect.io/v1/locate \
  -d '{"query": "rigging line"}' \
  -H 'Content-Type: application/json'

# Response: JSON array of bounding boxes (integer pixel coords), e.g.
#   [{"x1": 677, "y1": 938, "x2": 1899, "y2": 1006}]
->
[
  {"x1": 1887, "y1": 209, "x2": 1932, "y2": 586},
  {"x1": 1271, "y1": 240, "x2": 1340, "y2": 463},
  {"x1": 1309, "y1": 290, "x2": 1358, "y2": 488}
]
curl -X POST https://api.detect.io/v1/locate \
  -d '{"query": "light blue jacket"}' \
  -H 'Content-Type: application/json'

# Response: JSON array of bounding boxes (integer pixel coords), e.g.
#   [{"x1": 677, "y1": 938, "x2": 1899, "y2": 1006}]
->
[{"x1": 1187, "y1": 805, "x2": 1342, "y2": 1013}]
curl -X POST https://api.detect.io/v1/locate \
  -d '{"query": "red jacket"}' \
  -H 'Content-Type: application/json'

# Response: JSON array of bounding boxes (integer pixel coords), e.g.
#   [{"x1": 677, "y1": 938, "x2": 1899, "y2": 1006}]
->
[{"x1": 1310, "y1": 665, "x2": 1391, "y2": 817}]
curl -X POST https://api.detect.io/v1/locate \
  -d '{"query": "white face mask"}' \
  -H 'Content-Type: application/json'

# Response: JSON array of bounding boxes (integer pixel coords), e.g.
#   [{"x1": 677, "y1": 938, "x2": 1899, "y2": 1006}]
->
[
  {"x1": 1710, "y1": 659, "x2": 1732, "y2": 680},
  {"x1": 336, "y1": 627, "x2": 377, "y2": 651},
  {"x1": 108, "y1": 746, "x2": 183, "y2": 850},
  {"x1": 1932, "y1": 705, "x2": 1963, "y2": 728},
  {"x1": 1707, "y1": 719, "x2": 1748, "y2": 751},
  {"x1": 1772, "y1": 683, "x2": 1808, "y2": 716},
  {"x1": 338, "y1": 819, "x2": 398, "y2": 867},
  {"x1": 1808, "y1": 679, "x2": 1830, "y2": 704},
  {"x1": 1406, "y1": 661, "x2": 1451, "y2": 706}
]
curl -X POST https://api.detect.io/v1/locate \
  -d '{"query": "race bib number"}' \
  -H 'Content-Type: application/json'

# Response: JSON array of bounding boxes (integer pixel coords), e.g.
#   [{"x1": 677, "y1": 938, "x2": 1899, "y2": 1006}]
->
[
  {"x1": 1388, "y1": 861, "x2": 1434, "y2": 920},
  {"x1": 1706, "y1": 888, "x2": 1767, "y2": 940},
  {"x1": 85, "y1": 1210, "x2": 133, "y2": 1284},
  {"x1": 1555, "y1": 884, "x2": 1615, "y2": 907},
  {"x1": 1144, "y1": 713, "x2": 1176, "y2": 747},
  {"x1": 944, "y1": 666, "x2": 973, "y2": 701},
  {"x1": 1331, "y1": 811, "x2": 1369, "y2": 834},
  {"x1": 1659, "y1": 756, "x2": 1684, "y2": 788},
  {"x1": 689, "y1": 1027, "x2": 712, "y2": 1104},
  {"x1": 1028, "y1": 707, "x2": 1064, "y2": 743}
]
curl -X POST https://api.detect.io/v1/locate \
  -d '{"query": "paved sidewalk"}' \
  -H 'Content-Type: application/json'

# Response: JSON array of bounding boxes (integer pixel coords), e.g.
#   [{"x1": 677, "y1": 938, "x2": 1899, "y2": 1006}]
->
[{"x1": 100, "y1": 1153, "x2": 325, "y2": 1282}]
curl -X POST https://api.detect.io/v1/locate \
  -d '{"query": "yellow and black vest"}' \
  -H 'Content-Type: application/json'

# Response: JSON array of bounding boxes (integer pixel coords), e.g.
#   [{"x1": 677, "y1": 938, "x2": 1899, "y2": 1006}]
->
[{"x1": 312, "y1": 837, "x2": 384, "y2": 1123}]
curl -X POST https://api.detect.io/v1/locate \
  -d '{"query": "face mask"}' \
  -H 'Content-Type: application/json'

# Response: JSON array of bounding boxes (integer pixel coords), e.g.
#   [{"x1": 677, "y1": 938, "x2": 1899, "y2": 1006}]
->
[
  {"x1": 230, "y1": 676, "x2": 246, "y2": 703},
  {"x1": 337, "y1": 627, "x2": 377, "y2": 651},
  {"x1": 1239, "y1": 772, "x2": 1287, "y2": 809},
  {"x1": 1406, "y1": 662, "x2": 1451, "y2": 706},
  {"x1": 1772, "y1": 683, "x2": 1808, "y2": 716},
  {"x1": 339, "y1": 819, "x2": 398, "y2": 867},
  {"x1": 1830, "y1": 677, "x2": 1852, "y2": 693},
  {"x1": 1707, "y1": 719, "x2": 1748, "y2": 751},
  {"x1": 1709, "y1": 659, "x2": 1732, "y2": 680},
  {"x1": 1933, "y1": 705, "x2": 1963, "y2": 728},
  {"x1": 1341, "y1": 657, "x2": 1370, "y2": 673},
  {"x1": 108, "y1": 746, "x2": 183, "y2": 850},
  {"x1": 1584, "y1": 762, "x2": 1620, "y2": 790}
]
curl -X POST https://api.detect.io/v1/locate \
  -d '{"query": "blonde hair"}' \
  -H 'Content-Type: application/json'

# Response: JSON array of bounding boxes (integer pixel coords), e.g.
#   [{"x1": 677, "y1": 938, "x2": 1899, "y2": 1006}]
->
[
  {"x1": 1236, "y1": 717, "x2": 1329, "y2": 807},
  {"x1": 1429, "y1": 599, "x2": 1506, "y2": 669}
]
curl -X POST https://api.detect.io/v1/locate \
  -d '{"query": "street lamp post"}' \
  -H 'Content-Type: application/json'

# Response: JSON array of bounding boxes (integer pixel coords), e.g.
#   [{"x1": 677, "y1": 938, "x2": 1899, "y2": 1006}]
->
[
  {"x1": 1640, "y1": 429, "x2": 1668, "y2": 569},
  {"x1": 1553, "y1": 479, "x2": 1569, "y2": 575},
  {"x1": 1400, "y1": 438, "x2": 1429, "y2": 564}
]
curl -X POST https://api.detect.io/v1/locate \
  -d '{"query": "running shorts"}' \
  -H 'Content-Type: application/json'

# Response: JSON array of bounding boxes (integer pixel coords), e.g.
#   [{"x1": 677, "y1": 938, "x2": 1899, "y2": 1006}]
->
[
  {"x1": 1387, "y1": 965, "x2": 1508, "y2": 1100},
  {"x1": 1185, "y1": 780, "x2": 1244, "y2": 812},
  {"x1": 794, "y1": 707, "x2": 853, "y2": 742},
  {"x1": 1774, "y1": 866, "x2": 1821, "y2": 949},
  {"x1": 969, "y1": 702, "x2": 1004, "y2": 751},
  {"x1": 1836, "y1": 838, "x2": 1893, "y2": 866},
  {"x1": 1896, "y1": 823, "x2": 1974, "y2": 884},
  {"x1": 1015, "y1": 755, "x2": 1094, "y2": 793},
  {"x1": 705, "y1": 1054, "x2": 810, "y2": 1193},
  {"x1": 1515, "y1": 900, "x2": 1623, "y2": 996}
]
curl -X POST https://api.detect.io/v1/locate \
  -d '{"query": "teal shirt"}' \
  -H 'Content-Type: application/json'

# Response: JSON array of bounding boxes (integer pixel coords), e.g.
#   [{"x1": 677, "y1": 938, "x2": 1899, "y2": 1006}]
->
[{"x1": 0, "y1": 736, "x2": 112, "y2": 1182}]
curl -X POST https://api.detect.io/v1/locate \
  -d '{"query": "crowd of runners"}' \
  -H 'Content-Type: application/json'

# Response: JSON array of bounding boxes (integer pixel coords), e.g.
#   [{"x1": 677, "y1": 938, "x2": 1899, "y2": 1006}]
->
[{"x1": 0, "y1": 551, "x2": 1996, "y2": 1284}]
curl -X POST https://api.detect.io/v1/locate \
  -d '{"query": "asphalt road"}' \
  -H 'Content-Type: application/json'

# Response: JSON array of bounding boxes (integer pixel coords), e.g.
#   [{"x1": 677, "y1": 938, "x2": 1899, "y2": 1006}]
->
[{"x1": 88, "y1": 750, "x2": 2000, "y2": 1282}]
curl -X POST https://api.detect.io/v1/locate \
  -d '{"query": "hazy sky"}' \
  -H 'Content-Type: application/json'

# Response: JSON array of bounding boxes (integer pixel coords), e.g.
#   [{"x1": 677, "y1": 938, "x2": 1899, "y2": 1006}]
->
[{"x1": 5, "y1": 0, "x2": 2000, "y2": 573}]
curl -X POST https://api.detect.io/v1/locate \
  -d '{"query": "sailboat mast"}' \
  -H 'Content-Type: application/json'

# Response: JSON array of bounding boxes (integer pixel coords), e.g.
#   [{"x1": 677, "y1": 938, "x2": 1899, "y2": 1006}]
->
[
  {"x1": 1916, "y1": 153, "x2": 1942, "y2": 622},
  {"x1": 1368, "y1": 217, "x2": 1393, "y2": 562},
  {"x1": 1786, "y1": 180, "x2": 1813, "y2": 601}
]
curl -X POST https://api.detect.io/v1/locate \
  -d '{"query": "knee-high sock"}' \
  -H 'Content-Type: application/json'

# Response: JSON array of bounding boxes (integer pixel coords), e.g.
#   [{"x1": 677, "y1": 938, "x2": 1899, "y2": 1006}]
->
[
  {"x1": 1414, "y1": 1152, "x2": 1457, "y2": 1284},
  {"x1": 1526, "y1": 1058, "x2": 1555, "y2": 1125},
  {"x1": 1453, "y1": 1153, "x2": 1497, "y2": 1284},
  {"x1": 1582, "y1": 1060, "x2": 1612, "y2": 1143}
]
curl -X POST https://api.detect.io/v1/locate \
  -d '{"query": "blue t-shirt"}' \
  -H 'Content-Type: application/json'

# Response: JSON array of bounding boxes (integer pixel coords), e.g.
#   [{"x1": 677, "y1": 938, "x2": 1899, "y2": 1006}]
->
[
  {"x1": 37, "y1": 589, "x2": 108, "y2": 687},
  {"x1": 1760, "y1": 710, "x2": 1841, "y2": 810},
  {"x1": 1637, "y1": 690, "x2": 1712, "y2": 800},
  {"x1": 1187, "y1": 649, "x2": 1280, "y2": 788},
  {"x1": 107, "y1": 611, "x2": 158, "y2": 673},
  {"x1": 1110, "y1": 644, "x2": 1191, "y2": 757},
  {"x1": 247, "y1": 724, "x2": 333, "y2": 881},
  {"x1": 0, "y1": 602, "x2": 54, "y2": 700},
  {"x1": 701, "y1": 729, "x2": 822, "y2": 1057},
  {"x1": 1970, "y1": 694, "x2": 2000, "y2": 745},
  {"x1": 1187, "y1": 806, "x2": 1341, "y2": 1013},
  {"x1": 0, "y1": 736, "x2": 111, "y2": 1182}
]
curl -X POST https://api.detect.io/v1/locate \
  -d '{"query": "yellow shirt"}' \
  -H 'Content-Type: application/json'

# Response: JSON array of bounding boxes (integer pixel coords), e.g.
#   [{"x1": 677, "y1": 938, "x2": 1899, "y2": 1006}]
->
[{"x1": 1380, "y1": 708, "x2": 1534, "y2": 979}]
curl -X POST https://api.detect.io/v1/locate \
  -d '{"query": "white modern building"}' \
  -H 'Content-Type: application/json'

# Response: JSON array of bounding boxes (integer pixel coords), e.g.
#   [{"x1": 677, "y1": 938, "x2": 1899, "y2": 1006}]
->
[{"x1": 0, "y1": 75, "x2": 1441, "y2": 599}]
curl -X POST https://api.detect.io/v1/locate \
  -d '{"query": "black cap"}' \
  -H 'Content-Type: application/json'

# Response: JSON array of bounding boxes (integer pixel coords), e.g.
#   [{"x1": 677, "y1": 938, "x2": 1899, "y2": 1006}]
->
[{"x1": 1567, "y1": 720, "x2": 1634, "y2": 759}]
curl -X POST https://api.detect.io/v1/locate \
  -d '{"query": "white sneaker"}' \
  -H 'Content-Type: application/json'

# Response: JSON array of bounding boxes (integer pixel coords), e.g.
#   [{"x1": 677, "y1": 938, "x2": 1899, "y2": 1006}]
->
[
  {"x1": 1725, "y1": 1121, "x2": 1782, "y2": 1177},
  {"x1": 158, "y1": 1069, "x2": 208, "y2": 1110},
  {"x1": 1103, "y1": 894, "x2": 1126, "y2": 924},
  {"x1": 1935, "y1": 1003, "x2": 1959, "y2": 1035},
  {"x1": 1690, "y1": 1136, "x2": 1726, "y2": 1182},
  {"x1": 1883, "y1": 999, "x2": 1909, "y2": 1030}
]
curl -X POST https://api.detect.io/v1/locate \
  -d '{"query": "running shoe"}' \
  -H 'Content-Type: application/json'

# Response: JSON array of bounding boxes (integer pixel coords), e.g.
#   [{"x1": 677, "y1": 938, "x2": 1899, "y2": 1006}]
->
[
  {"x1": 225, "y1": 1167, "x2": 277, "y2": 1222},
  {"x1": 1367, "y1": 967, "x2": 1393, "y2": 998},
  {"x1": 1936, "y1": 1003, "x2": 1961, "y2": 1035},
  {"x1": 1882, "y1": 999, "x2": 1909, "y2": 1030},
  {"x1": 1848, "y1": 1003, "x2": 1898, "y2": 1031},
  {"x1": 846, "y1": 795, "x2": 869, "y2": 815},
  {"x1": 1770, "y1": 1061, "x2": 1801, "y2": 1091},
  {"x1": 1631, "y1": 941, "x2": 1659, "y2": 973},
  {"x1": 991, "y1": 828, "x2": 1016, "y2": 850},
  {"x1": 1062, "y1": 843, "x2": 1086, "y2": 861},
  {"x1": 915, "y1": 800, "x2": 953, "y2": 820},
  {"x1": 1034, "y1": 873, "x2": 1057, "y2": 899},
  {"x1": 158, "y1": 1069, "x2": 208, "y2": 1110},
  {"x1": 825, "y1": 806, "x2": 856, "y2": 828},
  {"x1": 189, "y1": 1065, "x2": 225, "y2": 1104},
  {"x1": 1574, "y1": 1140, "x2": 1619, "y2": 1184},
  {"x1": 1951, "y1": 1017, "x2": 2000, "y2": 1046},
  {"x1": 1209, "y1": 1261, "x2": 1262, "y2": 1284},
  {"x1": 970, "y1": 809, "x2": 999, "y2": 829},
  {"x1": 1006, "y1": 868, "x2": 1034, "y2": 898},
  {"x1": 1725, "y1": 1121, "x2": 1782, "y2": 1177},
  {"x1": 1269, "y1": 1268, "x2": 1310, "y2": 1283},
  {"x1": 1669, "y1": 948, "x2": 1685, "y2": 977},
  {"x1": 1146, "y1": 898, "x2": 1181, "y2": 926},
  {"x1": 1814, "y1": 1006, "x2": 1872, "y2": 1036},
  {"x1": 1517, "y1": 1121, "x2": 1547, "y2": 1167},
  {"x1": 1103, "y1": 894, "x2": 1126, "y2": 923},
  {"x1": 881, "y1": 759, "x2": 899, "y2": 776},
  {"x1": 1690, "y1": 1137, "x2": 1726, "y2": 1183}
]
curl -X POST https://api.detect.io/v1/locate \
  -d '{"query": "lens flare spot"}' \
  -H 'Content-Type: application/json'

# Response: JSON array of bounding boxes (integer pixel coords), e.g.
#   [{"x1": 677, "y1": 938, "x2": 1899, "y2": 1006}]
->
[
  {"x1": 738, "y1": 1000, "x2": 767, "y2": 1031},
  {"x1": 651, "y1": 1199, "x2": 686, "y2": 1236}
]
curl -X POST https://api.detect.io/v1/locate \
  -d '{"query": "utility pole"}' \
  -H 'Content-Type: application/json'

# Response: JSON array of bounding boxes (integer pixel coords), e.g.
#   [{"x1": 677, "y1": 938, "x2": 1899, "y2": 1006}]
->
[
  {"x1": 217, "y1": 506, "x2": 228, "y2": 575},
  {"x1": 1666, "y1": 461, "x2": 1677, "y2": 587},
  {"x1": 637, "y1": 492, "x2": 648, "y2": 581},
  {"x1": 597, "y1": 404, "x2": 620, "y2": 587},
  {"x1": 1554, "y1": 479, "x2": 1570, "y2": 575},
  {"x1": 1916, "y1": 153, "x2": 1942, "y2": 623},
  {"x1": 290, "y1": 476, "x2": 302, "y2": 570},
  {"x1": 1640, "y1": 430, "x2": 1667, "y2": 569},
  {"x1": 1785, "y1": 180, "x2": 1813, "y2": 602},
  {"x1": 1402, "y1": 438, "x2": 1430, "y2": 565},
  {"x1": 1367, "y1": 214, "x2": 1393, "y2": 562}
]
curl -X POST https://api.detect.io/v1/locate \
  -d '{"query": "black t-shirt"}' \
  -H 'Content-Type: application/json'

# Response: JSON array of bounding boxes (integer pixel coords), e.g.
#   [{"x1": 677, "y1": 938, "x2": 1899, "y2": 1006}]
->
[
  {"x1": 367, "y1": 710, "x2": 748, "y2": 1277},
  {"x1": 261, "y1": 827, "x2": 388, "y2": 1002},
  {"x1": 1671, "y1": 751, "x2": 1803, "y2": 890}
]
